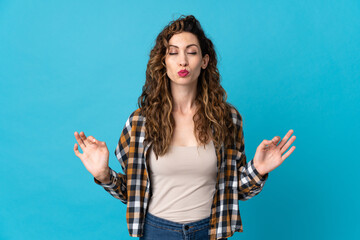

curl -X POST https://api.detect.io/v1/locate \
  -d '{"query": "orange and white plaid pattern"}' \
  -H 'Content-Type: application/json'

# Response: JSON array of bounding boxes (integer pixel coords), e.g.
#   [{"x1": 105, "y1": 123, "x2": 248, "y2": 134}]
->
[{"x1": 94, "y1": 107, "x2": 268, "y2": 240}]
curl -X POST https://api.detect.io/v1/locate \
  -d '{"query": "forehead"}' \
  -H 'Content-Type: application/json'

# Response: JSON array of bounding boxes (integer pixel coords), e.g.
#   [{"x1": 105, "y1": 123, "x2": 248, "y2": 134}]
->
[{"x1": 168, "y1": 32, "x2": 200, "y2": 48}]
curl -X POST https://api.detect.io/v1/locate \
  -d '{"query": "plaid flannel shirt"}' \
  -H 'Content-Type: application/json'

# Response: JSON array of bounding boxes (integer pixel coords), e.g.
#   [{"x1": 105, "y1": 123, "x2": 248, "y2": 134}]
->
[{"x1": 94, "y1": 107, "x2": 268, "y2": 239}]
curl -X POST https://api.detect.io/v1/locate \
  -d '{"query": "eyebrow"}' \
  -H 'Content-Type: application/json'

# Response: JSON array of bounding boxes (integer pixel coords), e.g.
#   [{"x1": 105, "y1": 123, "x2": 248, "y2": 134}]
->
[{"x1": 169, "y1": 44, "x2": 199, "y2": 49}]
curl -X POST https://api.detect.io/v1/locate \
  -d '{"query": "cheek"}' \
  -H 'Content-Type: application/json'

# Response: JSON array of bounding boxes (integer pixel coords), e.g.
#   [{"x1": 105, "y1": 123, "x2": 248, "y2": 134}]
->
[
  {"x1": 194, "y1": 66, "x2": 201, "y2": 78},
  {"x1": 193, "y1": 61, "x2": 203, "y2": 78},
  {"x1": 164, "y1": 60, "x2": 174, "y2": 79},
  {"x1": 194, "y1": 60, "x2": 203, "y2": 72},
  {"x1": 165, "y1": 60, "x2": 175, "y2": 73}
]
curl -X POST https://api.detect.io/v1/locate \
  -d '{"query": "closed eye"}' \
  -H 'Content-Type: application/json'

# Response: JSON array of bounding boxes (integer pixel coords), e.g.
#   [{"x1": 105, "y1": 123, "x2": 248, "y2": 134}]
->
[{"x1": 169, "y1": 52, "x2": 197, "y2": 55}]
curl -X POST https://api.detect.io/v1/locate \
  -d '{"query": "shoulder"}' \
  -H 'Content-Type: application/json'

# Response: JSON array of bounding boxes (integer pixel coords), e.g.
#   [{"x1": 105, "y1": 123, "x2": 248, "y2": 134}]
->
[
  {"x1": 228, "y1": 104, "x2": 243, "y2": 128},
  {"x1": 124, "y1": 108, "x2": 146, "y2": 128},
  {"x1": 129, "y1": 108, "x2": 145, "y2": 120}
]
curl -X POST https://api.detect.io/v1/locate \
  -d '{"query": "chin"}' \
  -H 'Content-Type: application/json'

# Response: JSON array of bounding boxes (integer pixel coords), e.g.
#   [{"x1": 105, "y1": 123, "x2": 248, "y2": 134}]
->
[{"x1": 171, "y1": 79, "x2": 197, "y2": 86}]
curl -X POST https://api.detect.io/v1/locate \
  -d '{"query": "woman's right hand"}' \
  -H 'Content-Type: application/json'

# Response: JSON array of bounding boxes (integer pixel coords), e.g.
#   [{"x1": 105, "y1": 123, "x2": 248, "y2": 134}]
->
[{"x1": 73, "y1": 131, "x2": 111, "y2": 183}]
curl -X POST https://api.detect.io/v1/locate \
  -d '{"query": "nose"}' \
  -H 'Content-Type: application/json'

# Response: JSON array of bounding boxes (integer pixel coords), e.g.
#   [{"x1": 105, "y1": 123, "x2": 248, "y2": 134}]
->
[{"x1": 178, "y1": 52, "x2": 189, "y2": 67}]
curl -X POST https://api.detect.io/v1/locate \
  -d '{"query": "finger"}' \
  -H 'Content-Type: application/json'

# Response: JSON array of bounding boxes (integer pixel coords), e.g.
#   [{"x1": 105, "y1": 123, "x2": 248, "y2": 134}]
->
[
  {"x1": 281, "y1": 146, "x2": 296, "y2": 161},
  {"x1": 87, "y1": 135, "x2": 97, "y2": 144},
  {"x1": 271, "y1": 136, "x2": 281, "y2": 145},
  {"x1": 80, "y1": 132, "x2": 88, "y2": 144},
  {"x1": 277, "y1": 129, "x2": 294, "y2": 149},
  {"x1": 261, "y1": 139, "x2": 271, "y2": 147},
  {"x1": 261, "y1": 139, "x2": 276, "y2": 150},
  {"x1": 73, "y1": 143, "x2": 83, "y2": 158},
  {"x1": 263, "y1": 137, "x2": 279, "y2": 145},
  {"x1": 74, "y1": 131, "x2": 86, "y2": 148},
  {"x1": 80, "y1": 132, "x2": 96, "y2": 145},
  {"x1": 280, "y1": 135, "x2": 296, "y2": 154}
]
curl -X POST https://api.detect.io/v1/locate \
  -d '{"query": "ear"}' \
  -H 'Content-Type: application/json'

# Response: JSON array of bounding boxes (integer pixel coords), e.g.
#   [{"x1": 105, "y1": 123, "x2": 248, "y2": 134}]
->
[{"x1": 201, "y1": 54, "x2": 209, "y2": 69}]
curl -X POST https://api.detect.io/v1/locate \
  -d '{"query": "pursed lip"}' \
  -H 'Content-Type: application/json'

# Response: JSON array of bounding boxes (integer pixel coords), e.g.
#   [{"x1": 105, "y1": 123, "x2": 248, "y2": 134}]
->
[
  {"x1": 178, "y1": 69, "x2": 189, "y2": 76},
  {"x1": 178, "y1": 69, "x2": 189, "y2": 74}
]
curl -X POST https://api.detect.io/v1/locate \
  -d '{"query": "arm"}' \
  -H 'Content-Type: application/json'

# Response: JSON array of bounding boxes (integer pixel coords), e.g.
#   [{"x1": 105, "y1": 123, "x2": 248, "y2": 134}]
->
[
  {"x1": 237, "y1": 153, "x2": 268, "y2": 201},
  {"x1": 94, "y1": 167, "x2": 128, "y2": 204},
  {"x1": 232, "y1": 106, "x2": 297, "y2": 200},
  {"x1": 232, "y1": 108, "x2": 268, "y2": 201},
  {"x1": 93, "y1": 113, "x2": 133, "y2": 204}
]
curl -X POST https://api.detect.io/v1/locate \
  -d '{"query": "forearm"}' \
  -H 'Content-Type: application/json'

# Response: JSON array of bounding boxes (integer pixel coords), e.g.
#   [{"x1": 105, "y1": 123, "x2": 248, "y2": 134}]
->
[
  {"x1": 94, "y1": 168, "x2": 112, "y2": 185},
  {"x1": 238, "y1": 158, "x2": 268, "y2": 200},
  {"x1": 94, "y1": 167, "x2": 128, "y2": 204}
]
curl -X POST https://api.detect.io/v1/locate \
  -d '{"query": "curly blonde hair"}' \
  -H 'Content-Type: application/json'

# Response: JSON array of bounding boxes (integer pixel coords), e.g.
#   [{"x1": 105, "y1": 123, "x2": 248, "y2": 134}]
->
[{"x1": 138, "y1": 15, "x2": 237, "y2": 159}]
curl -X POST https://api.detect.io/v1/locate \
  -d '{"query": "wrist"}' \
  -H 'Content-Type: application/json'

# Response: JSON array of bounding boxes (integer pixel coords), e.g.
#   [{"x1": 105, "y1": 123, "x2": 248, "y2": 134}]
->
[
  {"x1": 95, "y1": 168, "x2": 111, "y2": 183},
  {"x1": 253, "y1": 160, "x2": 267, "y2": 176}
]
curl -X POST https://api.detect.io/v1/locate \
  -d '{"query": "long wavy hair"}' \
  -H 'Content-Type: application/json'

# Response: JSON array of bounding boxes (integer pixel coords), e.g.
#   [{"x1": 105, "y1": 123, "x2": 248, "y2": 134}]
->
[{"x1": 138, "y1": 15, "x2": 237, "y2": 159}]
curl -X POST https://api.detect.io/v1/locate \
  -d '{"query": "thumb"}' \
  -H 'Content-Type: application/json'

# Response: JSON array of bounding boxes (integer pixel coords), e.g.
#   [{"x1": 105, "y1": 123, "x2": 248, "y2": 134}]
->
[
  {"x1": 261, "y1": 139, "x2": 272, "y2": 147},
  {"x1": 272, "y1": 136, "x2": 281, "y2": 144},
  {"x1": 88, "y1": 136, "x2": 97, "y2": 144}
]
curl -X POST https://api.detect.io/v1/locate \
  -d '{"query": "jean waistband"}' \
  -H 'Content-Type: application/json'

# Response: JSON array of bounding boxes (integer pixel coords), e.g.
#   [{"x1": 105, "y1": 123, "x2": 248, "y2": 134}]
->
[{"x1": 145, "y1": 212, "x2": 211, "y2": 231}]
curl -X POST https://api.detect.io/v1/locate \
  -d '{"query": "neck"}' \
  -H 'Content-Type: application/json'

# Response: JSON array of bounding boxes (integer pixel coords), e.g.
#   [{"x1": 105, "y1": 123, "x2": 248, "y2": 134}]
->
[{"x1": 170, "y1": 81, "x2": 198, "y2": 114}]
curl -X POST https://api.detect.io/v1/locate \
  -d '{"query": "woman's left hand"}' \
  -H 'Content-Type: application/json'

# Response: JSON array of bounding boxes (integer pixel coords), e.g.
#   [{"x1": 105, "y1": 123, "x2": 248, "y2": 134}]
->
[{"x1": 253, "y1": 129, "x2": 296, "y2": 176}]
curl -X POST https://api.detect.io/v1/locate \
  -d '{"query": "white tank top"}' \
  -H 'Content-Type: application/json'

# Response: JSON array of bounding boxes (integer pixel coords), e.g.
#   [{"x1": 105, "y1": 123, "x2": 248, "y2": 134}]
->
[{"x1": 147, "y1": 140, "x2": 217, "y2": 224}]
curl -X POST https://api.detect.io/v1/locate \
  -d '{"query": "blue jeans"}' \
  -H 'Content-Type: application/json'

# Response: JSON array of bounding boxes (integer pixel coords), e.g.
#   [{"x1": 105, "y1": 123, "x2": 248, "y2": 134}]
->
[{"x1": 139, "y1": 212, "x2": 228, "y2": 240}]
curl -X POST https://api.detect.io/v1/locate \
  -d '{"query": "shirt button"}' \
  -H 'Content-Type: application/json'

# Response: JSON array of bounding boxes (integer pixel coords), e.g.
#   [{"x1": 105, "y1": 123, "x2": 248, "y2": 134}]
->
[{"x1": 184, "y1": 225, "x2": 189, "y2": 230}]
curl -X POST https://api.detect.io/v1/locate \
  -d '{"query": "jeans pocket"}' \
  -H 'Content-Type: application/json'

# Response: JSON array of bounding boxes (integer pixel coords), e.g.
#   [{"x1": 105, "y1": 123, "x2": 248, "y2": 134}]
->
[{"x1": 141, "y1": 221, "x2": 182, "y2": 240}]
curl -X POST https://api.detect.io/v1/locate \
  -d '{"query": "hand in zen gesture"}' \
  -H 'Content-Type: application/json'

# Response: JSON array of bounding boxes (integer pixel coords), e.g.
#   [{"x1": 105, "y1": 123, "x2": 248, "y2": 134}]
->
[
  {"x1": 253, "y1": 129, "x2": 296, "y2": 176},
  {"x1": 73, "y1": 131, "x2": 111, "y2": 183}
]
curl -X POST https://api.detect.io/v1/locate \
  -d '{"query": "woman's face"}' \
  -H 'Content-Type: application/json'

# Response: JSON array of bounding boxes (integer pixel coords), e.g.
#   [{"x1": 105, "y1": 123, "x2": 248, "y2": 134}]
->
[{"x1": 165, "y1": 32, "x2": 209, "y2": 87}]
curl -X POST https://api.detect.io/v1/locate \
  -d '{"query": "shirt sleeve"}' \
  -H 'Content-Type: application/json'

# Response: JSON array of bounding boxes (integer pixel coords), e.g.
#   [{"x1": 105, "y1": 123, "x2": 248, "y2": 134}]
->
[
  {"x1": 94, "y1": 167, "x2": 127, "y2": 204},
  {"x1": 93, "y1": 112, "x2": 133, "y2": 204},
  {"x1": 232, "y1": 108, "x2": 269, "y2": 201}
]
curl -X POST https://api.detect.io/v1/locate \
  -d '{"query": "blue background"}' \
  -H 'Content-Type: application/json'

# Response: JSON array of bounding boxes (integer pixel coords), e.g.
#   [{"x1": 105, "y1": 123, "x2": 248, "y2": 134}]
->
[{"x1": 1, "y1": 0, "x2": 359, "y2": 239}]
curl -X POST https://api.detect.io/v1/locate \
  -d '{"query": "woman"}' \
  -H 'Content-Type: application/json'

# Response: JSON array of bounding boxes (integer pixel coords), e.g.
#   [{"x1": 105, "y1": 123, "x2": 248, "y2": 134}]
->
[{"x1": 73, "y1": 15, "x2": 296, "y2": 240}]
